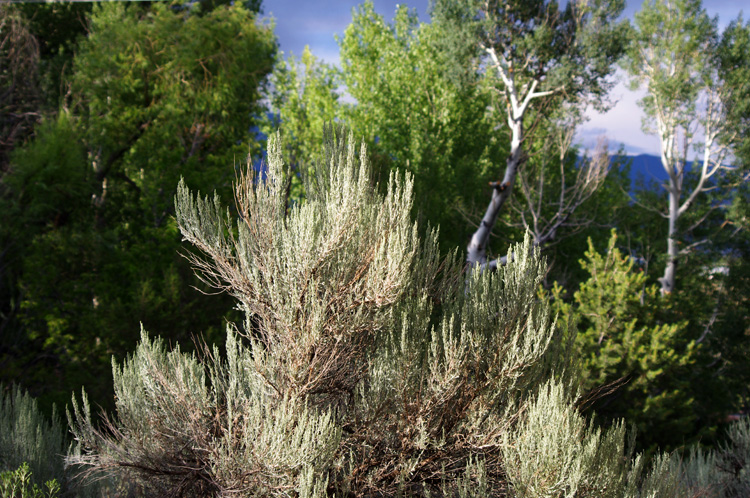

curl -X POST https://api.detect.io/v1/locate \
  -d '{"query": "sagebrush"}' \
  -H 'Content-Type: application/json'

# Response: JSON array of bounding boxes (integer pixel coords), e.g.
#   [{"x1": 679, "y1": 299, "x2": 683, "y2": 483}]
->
[{"x1": 66, "y1": 128, "x2": 750, "y2": 497}]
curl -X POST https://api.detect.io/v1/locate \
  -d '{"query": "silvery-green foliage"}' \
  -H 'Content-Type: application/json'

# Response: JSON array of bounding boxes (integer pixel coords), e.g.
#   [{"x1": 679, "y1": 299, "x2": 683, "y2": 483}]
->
[
  {"x1": 0, "y1": 385, "x2": 114, "y2": 498},
  {"x1": 676, "y1": 449, "x2": 721, "y2": 496},
  {"x1": 716, "y1": 416, "x2": 750, "y2": 496},
  {"x1": 175, "y1": 126, "x2": 421, "y2": 406},
  {"x1": 501, "y1": 379, "x2": 643, "y2": 498},
  {"x1": 348, "y1": 229, "x2": 559, "y2": 495},
  {"x1": 0, "y1": 385, "x2": 65, "y2": 491},
  {"x1": 207, "y1": 331, "x2": 340, "y2": 496},
  {"x1": 67, "y1": 127, "x2": 699, "y2": 497},
  {"x1": 632, "y1": 417, "x2": 750, "y2": 498},
  {"x1": 695, "y1": 416, "x2": 750, "y2": 497},
  {"x1": 636, "y1": 452, "x2": 691, "y2": 498},
  {"x1": 645, "y1": 417, "x2": 750, "y2": 498},
  {"x1": 447, "y1": 457, "x2": 490, "y2": 498},
  {"x1": 68, "y1": 329, "x2": 339, "y2": 496}
]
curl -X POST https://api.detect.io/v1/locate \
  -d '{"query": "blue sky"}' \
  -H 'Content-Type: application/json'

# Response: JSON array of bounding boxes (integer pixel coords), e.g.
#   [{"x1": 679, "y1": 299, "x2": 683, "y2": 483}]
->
[{"x1": 262, "y1": 0, "x2": 746, "y2": 156}]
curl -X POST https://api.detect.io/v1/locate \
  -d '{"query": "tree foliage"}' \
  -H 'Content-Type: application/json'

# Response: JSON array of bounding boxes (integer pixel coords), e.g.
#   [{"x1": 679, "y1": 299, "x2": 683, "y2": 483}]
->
[
  {"x1": 264, "y1": 45, "x2": 343, "y2": 200},
  {"x1": 0, "y1": 1, "x2": 276, "y2": 413},
  {"x1": 719, "y1": 15, "x2": 750, "y2": 171},
  {"x1": 623, "y1": 0, "x2": 750, "y2": 294},
  {"x1": 431, "y1": 0, "x2": 629, "y2": 268},
  {"x1": 70, "y1": 1, "x2": 275, "y2": 224},
  {"x1": 267, "y1": 2, "x2": 503, "y2": 252}
]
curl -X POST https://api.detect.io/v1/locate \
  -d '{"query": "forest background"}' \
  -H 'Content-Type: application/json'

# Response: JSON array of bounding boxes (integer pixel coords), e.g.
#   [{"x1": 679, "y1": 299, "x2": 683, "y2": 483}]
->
[{"x1": 1, "y1": 0, "x2": 750, "y2": 489}]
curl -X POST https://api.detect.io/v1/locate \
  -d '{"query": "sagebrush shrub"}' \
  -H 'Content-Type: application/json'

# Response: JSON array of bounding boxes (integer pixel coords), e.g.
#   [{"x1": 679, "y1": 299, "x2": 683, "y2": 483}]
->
[
  {"x1": 67, "y1": 127, "x2": 742, "y2": 497},
  {"x1": 0, "y1": 385, "x2": 65, "y2": 491}
]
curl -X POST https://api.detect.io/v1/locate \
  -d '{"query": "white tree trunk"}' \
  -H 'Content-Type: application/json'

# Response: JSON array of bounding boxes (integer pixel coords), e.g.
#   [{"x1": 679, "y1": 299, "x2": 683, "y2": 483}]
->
[
  {"x1": 660, "y1": 189, "x2": 680, "y2": 294},
  {"x1": 465, "y1": 47, "x2": 557, "y2": 270},
  {"x1": 466, "y1": 118, "x2": 523, "y2": 268}
]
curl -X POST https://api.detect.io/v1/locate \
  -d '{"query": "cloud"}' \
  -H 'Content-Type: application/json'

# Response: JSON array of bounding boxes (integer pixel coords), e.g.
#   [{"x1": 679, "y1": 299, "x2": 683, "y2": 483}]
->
[
  {"x1": 265, "y1": 0, "x2": 429, "y2": 68},
  {"x1": 577, "y1": 73, "x2": 662, "y2": 156}
]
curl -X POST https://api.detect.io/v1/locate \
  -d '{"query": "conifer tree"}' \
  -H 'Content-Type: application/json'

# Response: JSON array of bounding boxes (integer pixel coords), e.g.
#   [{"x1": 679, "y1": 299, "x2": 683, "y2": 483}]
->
[{"x1": 553, "y1": 231, "x2": 700, "y2": 452}]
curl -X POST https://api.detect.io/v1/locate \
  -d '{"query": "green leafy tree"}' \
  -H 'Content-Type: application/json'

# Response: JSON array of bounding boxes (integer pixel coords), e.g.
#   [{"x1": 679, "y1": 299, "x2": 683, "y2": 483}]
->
[
  {"x1": 268, "y1": 2, "x2": 503, "y2": 253},
  {"x1": 553, "y1": 231, "x2": 700, "y2": 452},
  {"x1": 0, "y1": 1, "x2": 276, "y2": 413},
  {"x1": 619, "y1": 4, "x2": 750, "y2": 447},
  {"x1": 718, "y1": 188, "x2": 750, "y2": 412},
  {"x1": 264, "y1": 45, "x2": 343, "y2": 200},
  {"x1": 712, "y1": 21, "x2": 750, "y2": 396},
  {"x1": 622, "y1": 0, "x2": 750, "y2": 295},
  {"x1": 431, "y1": 0, "x2": 629, "y2": 269},
  {"x1": 269, "y1": 1, "x2": 628, "y2": 262},
  {"x1": 0, "y1": 114, "x2": 91, "y2": 409},
  {"x1": 720, "y1": 16, "x2": 750, "y2": 170},
  {"x1": 15, "y1": 1, "x2": 91, "y2": 110},
  {"x1": 668, "y1": 181, "x2": 750, "y2": 441},
  {"x1": 337, "y1": 2, "x2": 505, "y2": 253},
  {"x1": 66, "y1": 129, "x2": 683, "y2": 497},
  {"x1": 1, "y1": 3, "x2": 91, "y2": 366},
  {"x1": 70, "y1": 1, "x2": 275, "y2": 227}
]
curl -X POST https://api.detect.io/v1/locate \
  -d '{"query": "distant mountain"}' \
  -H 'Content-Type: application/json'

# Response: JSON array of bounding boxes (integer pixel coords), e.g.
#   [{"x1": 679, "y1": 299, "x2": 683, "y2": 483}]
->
[
  {"x1": 619, "y1": 154, "x2": 725, "y2": 193},
  {"x1": 624, "y1": 154, "x2": 668, "y2": 191}
]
